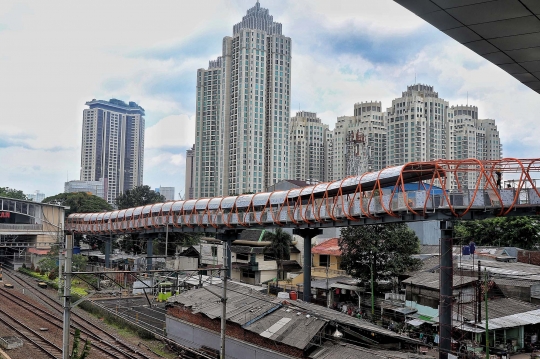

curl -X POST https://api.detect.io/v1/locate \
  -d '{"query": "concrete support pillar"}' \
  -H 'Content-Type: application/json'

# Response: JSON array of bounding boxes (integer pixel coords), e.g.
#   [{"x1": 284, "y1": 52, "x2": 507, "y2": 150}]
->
[
  {"x1": 217, "y1": 231, "x2": 237, "y2": 278},
  {"x1": 439, "y1": 221, "x2": 454, "y2": 359},
  {"x1": 105, "y1": 236, "x2": 112, "y2": 268},
  {"x1": 293, "y1": 228, "x2": 322, "y2": 303},
  {"x1": 146, "y1": 236, "x2": 153, "y2": 272}
]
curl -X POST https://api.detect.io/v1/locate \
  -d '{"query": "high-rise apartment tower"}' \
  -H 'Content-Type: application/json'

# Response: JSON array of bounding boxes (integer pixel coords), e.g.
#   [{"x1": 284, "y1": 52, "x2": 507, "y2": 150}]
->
[
  {"x1": 194, "y1": 2, "x2": 291, "y2": 197},
  {"x1": 80, "y1": 99, "x2": 145, "y2": 204},
  {"x1": 289, "y1": 111, "x2": 329, "y2": 183},
  {"x1": 386, "y1": 85, "x2": 448, "y2": 166}
]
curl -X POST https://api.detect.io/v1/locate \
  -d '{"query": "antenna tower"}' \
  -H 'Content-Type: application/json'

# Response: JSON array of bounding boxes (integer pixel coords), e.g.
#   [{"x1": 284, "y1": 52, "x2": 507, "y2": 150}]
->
[{"x1": 345, "y1": 130, "x2": 371, "y2": 176}]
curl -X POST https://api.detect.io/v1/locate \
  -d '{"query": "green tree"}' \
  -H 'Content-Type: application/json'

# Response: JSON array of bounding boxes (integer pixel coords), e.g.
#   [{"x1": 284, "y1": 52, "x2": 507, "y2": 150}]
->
[
  {"x1": 338, "y1": 223, "x2": 421, "y2": 290},
  {"x1": 71, "y1": 328, "x2": 91, "y2": 359},
  {"x1": 38, "y1": 246, "x2": 59, "y2": 273},
  {"x1": 454, "y1": 216, "x2": 540, "y2": 249},
  {"x1": 72, "y1": 254, "x2": 88, "y2": 272},
  {"x1": 264, "y1": 228, "x2": 292, "y2": 281},
  {"x1": 115, "y1": 185, "x2": 166, "y2": 210},
  {"x1": 42, "y1": 192, "x2": 112, "y2": 216},
  {"x1": 0, "y1": 187, "x2": 27, "y2": 200}
]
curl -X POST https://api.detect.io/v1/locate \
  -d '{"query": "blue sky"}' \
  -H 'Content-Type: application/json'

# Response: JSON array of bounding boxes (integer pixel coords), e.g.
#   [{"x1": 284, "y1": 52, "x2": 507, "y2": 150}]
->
[{"x1": 0, "y1": 0, "x2": 538, "y2": 199}]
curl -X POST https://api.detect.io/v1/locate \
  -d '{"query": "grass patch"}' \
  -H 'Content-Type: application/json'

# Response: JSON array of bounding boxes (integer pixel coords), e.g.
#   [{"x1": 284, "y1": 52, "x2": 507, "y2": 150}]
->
[{"x1": 18, "y1": 267, "x2": 88, "y2": 296}]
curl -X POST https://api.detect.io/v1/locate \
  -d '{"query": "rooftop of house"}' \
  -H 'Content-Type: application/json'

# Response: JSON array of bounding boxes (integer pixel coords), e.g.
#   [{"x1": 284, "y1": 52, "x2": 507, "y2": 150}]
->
[
  {"x1": 310, "y1": 342, "x2": 434, "y2": 359},
  {"x1": 167, "y1": 282, "x2": 421, "y2": 349},
  {"x1": 404, "y1": 272, "x2": 477, "y2": 290},
  {"x1": 237, "y1": 229, "x2": 266, "y2": 242},
  {"x1": 311, "y1": 238, "x2": 341, "y2": 256}
]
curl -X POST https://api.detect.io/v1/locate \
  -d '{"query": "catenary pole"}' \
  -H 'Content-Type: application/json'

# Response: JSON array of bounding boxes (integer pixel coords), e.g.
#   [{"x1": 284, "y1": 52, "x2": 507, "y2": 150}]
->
[{"x1": 62, "y1": 234, "x2": 73, "y2": 359}]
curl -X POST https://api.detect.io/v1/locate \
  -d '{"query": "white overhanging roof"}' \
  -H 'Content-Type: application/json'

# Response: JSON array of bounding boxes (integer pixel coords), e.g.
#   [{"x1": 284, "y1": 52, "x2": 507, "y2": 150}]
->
[{"x1": 395, "y1": 0, "x2": 540, "y2": 94}]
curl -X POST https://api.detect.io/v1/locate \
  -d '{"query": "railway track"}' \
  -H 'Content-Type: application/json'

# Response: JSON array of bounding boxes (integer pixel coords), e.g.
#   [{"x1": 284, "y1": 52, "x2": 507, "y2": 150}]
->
[
  {"x1": 0, "y1": 306, "x2": 61, "y2": 359},
  {"x1": 2, "y1": 269, "x2": 157, "y2": 359}
]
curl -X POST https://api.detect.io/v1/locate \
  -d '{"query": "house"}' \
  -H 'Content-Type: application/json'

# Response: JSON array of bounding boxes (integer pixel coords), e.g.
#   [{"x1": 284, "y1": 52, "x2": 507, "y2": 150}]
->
[
  {"x1": 166, "y1": 282, "x2": 422, "y2": 358},
  {"x1": 310, "y1": 238, "x2": 347, "y2": 279},
  {"x1": 230, "y1": 229, "x2": 302, "y2": 285}
]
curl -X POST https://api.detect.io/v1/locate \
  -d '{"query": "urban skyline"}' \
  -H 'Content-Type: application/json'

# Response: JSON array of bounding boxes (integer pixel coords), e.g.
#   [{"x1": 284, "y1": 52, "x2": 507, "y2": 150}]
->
[{"x1": 1, "y1": 0, "x2": 537, "y2": 197}]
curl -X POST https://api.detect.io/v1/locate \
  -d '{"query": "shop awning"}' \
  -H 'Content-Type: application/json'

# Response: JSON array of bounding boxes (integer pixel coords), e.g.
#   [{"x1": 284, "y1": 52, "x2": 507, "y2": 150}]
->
[
  {"x1": 331, "y1": 283, "x2": 363, "y2": 291},
  {"x1": 406, "y1": 319, "x2": 426, "y2": 327}
]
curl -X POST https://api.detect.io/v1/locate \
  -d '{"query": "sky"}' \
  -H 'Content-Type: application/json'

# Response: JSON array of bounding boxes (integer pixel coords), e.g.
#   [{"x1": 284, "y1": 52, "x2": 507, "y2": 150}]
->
[{"x1": 1, "y1": 0, "x2": 539, "y2": 199}]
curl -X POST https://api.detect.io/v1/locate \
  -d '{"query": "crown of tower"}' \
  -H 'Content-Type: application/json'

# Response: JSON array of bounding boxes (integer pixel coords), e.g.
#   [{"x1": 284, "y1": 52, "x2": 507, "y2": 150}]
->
[{"x1": 233, "y1": 1, "x2": 282, "y2": 35}]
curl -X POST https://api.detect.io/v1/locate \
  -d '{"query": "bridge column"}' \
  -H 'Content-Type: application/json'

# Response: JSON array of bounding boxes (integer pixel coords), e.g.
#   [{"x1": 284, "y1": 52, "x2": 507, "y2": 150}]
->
[
  {"x1": 217, "y1": 231, "x2": 237, "y2": 278},
  {"x1": 439, "y1": 221, "x2": 453, "y2": 359},
  {"x1": 293, "y1": 228, "x2": 322, "y2": 303},
  {"x1": 104, "y1": 235, "x2": 112, "y2": 268},
  {"x1": 146, "y1": 235, "x2": 153, "y2": 272}
]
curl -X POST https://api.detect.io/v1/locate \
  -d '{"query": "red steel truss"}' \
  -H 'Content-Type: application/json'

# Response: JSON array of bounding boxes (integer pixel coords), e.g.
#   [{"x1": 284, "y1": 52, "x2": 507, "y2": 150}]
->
[{"x1": 66, "y1": 158, "x2": 540, "y2": 234}]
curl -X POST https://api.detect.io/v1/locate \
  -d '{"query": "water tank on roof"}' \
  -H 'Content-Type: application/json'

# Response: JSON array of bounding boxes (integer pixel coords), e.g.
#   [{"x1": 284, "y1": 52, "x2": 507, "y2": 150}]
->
[{"x1": 469, "y1": 242, "x2": 476, "y2": 254}]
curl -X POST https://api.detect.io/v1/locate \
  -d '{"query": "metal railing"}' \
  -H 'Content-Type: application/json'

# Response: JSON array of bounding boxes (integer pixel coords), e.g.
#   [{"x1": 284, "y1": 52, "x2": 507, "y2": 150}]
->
[{"x1": 0, "y1": 224, "x2": 43, "y2": 231}]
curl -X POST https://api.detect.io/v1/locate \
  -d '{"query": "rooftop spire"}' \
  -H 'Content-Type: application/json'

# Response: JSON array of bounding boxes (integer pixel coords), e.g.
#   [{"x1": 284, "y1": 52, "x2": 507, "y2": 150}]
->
[{"x1": 233, "y1": 1, "x2": 282, "y2": 35}]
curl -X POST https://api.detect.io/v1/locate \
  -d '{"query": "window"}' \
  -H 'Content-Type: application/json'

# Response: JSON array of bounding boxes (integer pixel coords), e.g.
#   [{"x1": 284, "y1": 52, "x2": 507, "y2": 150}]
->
[
  {"x1": 211, "y1": 246, "x2": 217, "y2": 257},
  {"x1": 237, "y1": 253, "x2": 249, "y2": 261},
  {"x1": 319, "y1": 254, "x2": 329, "y2": 267}
]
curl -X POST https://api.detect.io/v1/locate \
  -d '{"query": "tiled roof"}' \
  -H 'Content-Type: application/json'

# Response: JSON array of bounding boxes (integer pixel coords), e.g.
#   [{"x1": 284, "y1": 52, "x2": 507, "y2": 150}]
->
[
  {"x1": 404, "y1": 272, "x2": 477, "y2": 290},
  {"x1": 312, "y1": 238, "x2": 341, "y2": 256},
  {"x1": 238, "y1": 229, "x2": 265, "y2": 241}
]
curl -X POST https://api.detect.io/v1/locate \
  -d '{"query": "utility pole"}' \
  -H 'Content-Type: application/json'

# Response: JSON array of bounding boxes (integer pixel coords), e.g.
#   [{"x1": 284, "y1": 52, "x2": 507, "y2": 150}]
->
[
  {"x1": 477, "y1": 260, "x2": 482, "y2": 323},
  {"x1": 165, "y1": 224, "x2": 169, "y2": 261},
  {"x1": 62, "y1": 234, "x2": 73, "y2": 359},
  {"x1": 220, "y1": 239, "x2": 229, "y2": 359},
  {"x1": 371, "y1": 254, "x2": 375, "y2": 318},
  {"x1": 485, "y1": 269, "x2": 489, "y2": 358}
]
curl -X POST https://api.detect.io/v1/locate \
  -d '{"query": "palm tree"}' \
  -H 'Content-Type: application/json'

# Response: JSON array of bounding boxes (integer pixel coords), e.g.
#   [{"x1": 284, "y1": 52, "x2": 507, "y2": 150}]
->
[{"x1": 264, "y1": 228, "x2": 292, "y2": 281}]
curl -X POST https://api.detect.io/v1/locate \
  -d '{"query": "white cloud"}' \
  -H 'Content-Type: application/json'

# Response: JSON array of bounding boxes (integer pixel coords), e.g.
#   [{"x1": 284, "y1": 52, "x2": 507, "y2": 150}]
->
[
  {"x1": 1, "y1": 0, "x2": 538, "y2": 197},
  {"x1": 145, "y1": 115, "x2": 195, "y2": 150}
]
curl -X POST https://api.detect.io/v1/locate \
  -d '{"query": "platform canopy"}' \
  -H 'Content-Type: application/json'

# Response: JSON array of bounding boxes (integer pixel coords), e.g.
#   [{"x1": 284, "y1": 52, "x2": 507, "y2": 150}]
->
[{"x1": 395, "y1": 0, "x2": 540, "y2": 94}]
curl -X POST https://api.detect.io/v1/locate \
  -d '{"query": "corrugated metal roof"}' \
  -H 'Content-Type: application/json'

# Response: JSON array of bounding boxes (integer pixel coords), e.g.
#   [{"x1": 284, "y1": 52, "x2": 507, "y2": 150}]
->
[
  {"x1": 309, "y1": 342, "x2": 432, "y2": 359},
  {"x1": 405, "y1": 272, "x2": 476, "y2": 290},
  {"x1": 244, "y1": 307, "x2": 325, "y2": 349}
]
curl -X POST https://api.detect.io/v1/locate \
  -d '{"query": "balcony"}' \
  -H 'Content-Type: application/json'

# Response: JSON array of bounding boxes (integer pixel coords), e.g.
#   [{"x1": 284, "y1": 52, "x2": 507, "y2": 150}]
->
[{"x1": 311, "y1": 266, "x2": 348, "y2": 278}]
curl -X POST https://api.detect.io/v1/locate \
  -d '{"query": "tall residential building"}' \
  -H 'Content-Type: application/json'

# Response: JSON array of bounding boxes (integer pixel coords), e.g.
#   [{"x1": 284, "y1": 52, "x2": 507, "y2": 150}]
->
[
  {"x1": 185, "y1": 144, "x2": 195, "y2": 200},
  {"x1": 353, "y1": 101, "x2": 386, "y2": 172},
  {"x1": 81, "y1": 99, "x2": 145, "y2": 204},
  {"x1": 65, "y1": 179, "x2": 107, "y2": 200},
  {"x1": 156, "y1": 186, "x2": 175, "y2": 201},
  {"x1": 448, "y1": 105, "x2": 502, "y2": 188},
  {"x1": 386, "y1": 84, "x2": 448, "y2": 166},
  {"x1": 194, "y1": 1, "x2": 291, "y2": 197},
  {"x1": 289, "y1": 111, "x2": 329, "y2": 183},
  {"x1": 324, "y1": 129, "x2": 334, "y2": 182},
  {"x1": 26, "y1": 191, "x2": 46, "y2": 203},
  {"x1": 330, "y1": 102, "x2": 386, "y2": 180},
  {"x1": 194, "y1": 59, "x2": 222, "y2": 199}
]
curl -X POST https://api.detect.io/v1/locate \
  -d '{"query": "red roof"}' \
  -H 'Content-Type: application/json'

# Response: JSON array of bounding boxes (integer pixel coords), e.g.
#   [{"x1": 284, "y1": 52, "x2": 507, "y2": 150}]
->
[
  {"x1": 28, "y1": 248, "x2": 51, "y2": 255},
  {"x1": 311, "y1": 238, "x2": 342, "y2": 256}
]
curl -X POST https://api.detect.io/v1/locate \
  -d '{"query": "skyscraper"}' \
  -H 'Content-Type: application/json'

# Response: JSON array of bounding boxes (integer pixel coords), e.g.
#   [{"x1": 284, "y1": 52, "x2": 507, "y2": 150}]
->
[
  {"x1": 386, "y1": 84, "x2": 448, "y2": 166},
  {"x1": 194, "y1": 59, "x2": 222, "y2": 198},
  {"x1": 448, "y1": 105, "x2": 502, "y2": 188},
  {"x1": 194, "y1": 1, "x2": 292, "y2": 197},
  {"x1": 80, "y1": 99, "x2": 145, "y2": 204},
  {"x1": 289, "y1": 111, "x2": 329, "y2": 183}
]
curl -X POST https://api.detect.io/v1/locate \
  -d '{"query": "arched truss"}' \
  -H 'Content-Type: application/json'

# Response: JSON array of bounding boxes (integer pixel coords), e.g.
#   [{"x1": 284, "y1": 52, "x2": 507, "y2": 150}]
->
[{"x1": 66, "y1": 158, "x2": 540, "y2": 235}]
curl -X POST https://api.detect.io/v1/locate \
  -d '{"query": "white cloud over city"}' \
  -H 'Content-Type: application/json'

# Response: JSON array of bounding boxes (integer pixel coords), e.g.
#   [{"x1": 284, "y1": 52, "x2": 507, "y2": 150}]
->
[{"x1": 0, "y1": 0, "x2": 538, "y2": 198}]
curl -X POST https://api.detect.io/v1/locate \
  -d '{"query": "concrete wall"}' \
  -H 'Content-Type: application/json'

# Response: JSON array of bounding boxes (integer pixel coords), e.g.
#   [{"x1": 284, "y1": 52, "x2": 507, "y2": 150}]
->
[
  {"x1": 518, "y1": 250, "x2": 540, "y2": 266},
  {"x1": 166, "y1": 315, "x2": 297, "y2": 359},
  {"x1": 407, "y1": 221, "x2": 440, "y2": 245}
]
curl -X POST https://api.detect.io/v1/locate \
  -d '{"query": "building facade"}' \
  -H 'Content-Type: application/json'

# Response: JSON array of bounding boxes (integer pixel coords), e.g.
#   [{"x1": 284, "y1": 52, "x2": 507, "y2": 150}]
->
[
  {"x1": 386, "y1": 84, "x2": 448, "y2": 166},
  {"x1": 156, "y1": 186, "x2": 175, "y2": 201},
  {"x1": 81, "y1": 99, "x2": 145, "y2": 204},
  {"x1": 65, "y1": 179, "x2": 107, "y2": 200},
  {"x1": 448, "y1": 105, "x2": 502, "y2": 188},
  {"x1": 194, "y1": 2, "x2": 291, "y2": 197},
  {"x1": 194, "y1": 60, "x2": 222, "y2": 199},
  {"x1": 289, "y1": 111, "x2": 329, "y2": 183}
]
